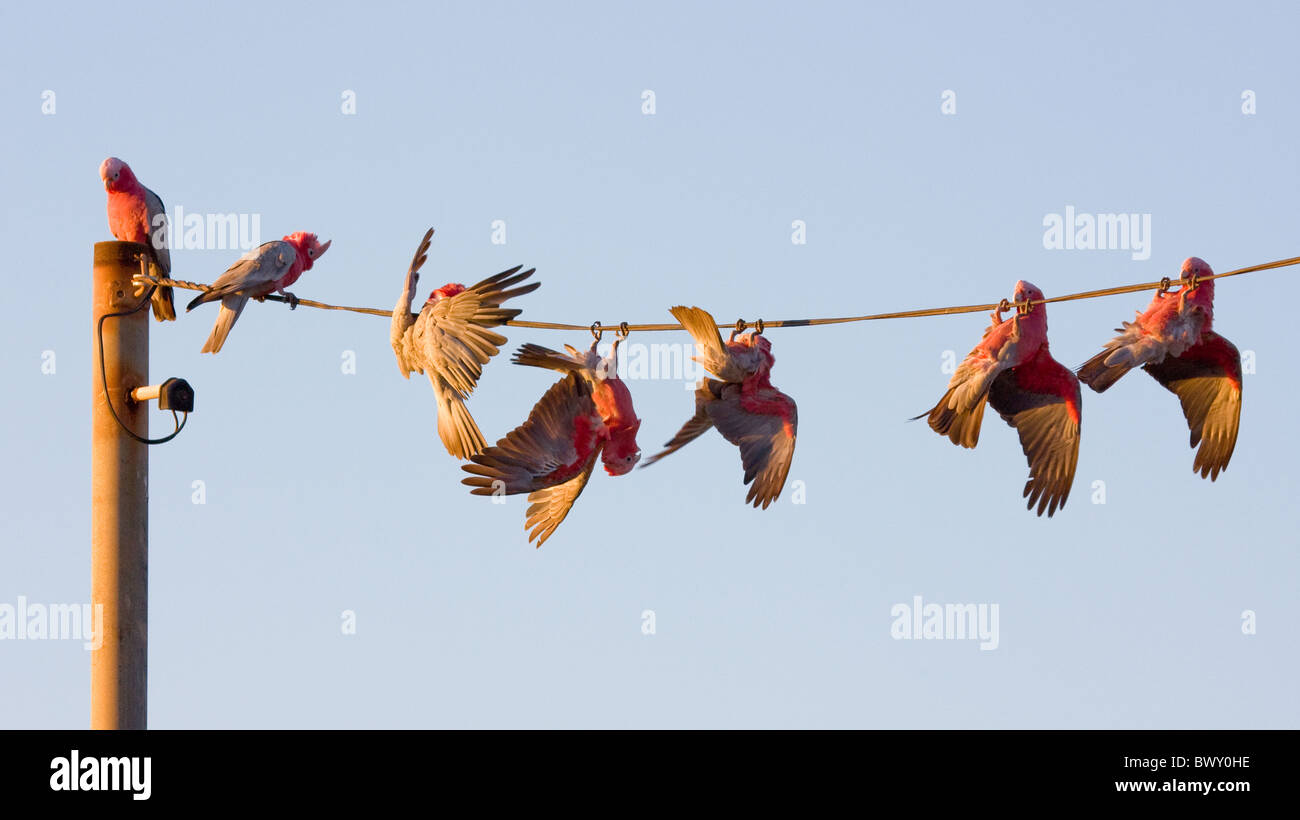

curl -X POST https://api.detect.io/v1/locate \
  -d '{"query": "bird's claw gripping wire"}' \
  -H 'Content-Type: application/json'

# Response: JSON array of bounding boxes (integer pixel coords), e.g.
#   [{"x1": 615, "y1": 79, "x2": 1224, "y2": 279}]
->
[
  {"x1": 729, "y1": 319, "x2": 748, "y2": 343},
  {"x1": 284, "y1": 292, "x2": 300, "y2": 310}
]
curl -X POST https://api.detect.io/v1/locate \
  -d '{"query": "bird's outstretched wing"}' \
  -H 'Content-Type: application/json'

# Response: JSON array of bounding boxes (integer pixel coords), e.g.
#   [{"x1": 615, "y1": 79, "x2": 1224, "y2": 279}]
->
[
  {"x1": 642, "y1": 380, "x2": 721, "y2": 467},
  {"x1": 462, "y1": 374, "x2": 600, "y2": 495},
  {"x1": 524, "y1": 462, "x2": 597, "y2": 547},
  {"x1": 706, "y1": 384, "x2": 798, "y2": 509},
  {"x1": 416, "y1": 265, "x2": 539, "y2": 398},
  {"x1": 988, "y1": 349, "x2": 1082, "y2": 517},
  {"x1": 1143, "y1": 331, "x2": 1242, "y2": 481}
]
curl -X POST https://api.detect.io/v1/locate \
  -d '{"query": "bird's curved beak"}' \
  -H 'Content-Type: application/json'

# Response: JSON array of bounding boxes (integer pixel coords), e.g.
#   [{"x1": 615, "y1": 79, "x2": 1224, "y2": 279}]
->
[{"x1": 315, "y1": 240, "x2": 332, "y2": 257}]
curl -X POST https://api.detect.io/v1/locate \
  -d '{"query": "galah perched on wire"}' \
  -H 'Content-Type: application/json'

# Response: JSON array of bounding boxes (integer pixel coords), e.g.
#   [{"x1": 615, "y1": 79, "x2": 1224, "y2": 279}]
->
[
  {"x1": 390, "y1": 228, "x2": 539, "y2": 459},
  {"x1": 917, "y1": 281, "x2": 1081, "y2": 516},
  {"x1": 462, "y1": 335, "x2": 640, "y2": 547},
  {"x1": 185, "y1": 231, "x2": 330, "y2": 354},
  {"x1": 100, "y1": 157, "x2": 174, "y2": 321},
  {"x1": 642, "y1": 306, "x2": 798, "y2": 510},
  {"x1": 1078, "y1": 257, "x2": 1241, "y2": 480}
]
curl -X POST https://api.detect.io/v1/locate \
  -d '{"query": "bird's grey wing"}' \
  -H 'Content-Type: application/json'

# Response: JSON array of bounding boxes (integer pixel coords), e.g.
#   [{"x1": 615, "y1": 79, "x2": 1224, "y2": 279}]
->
[
  {"x1": 1143, "y1": 331, "x2": 1242, "y2": 481},
  {"x1": 461, "y1": 374, "x2": 598, "y2": 494},
  {"x1": 705, "y1": 385, "x2": 798, "y2": 509},
  {"x1": 142, "y1": 186, "x2": 170, "y2": 273},
  {"x1": 988, "y1": 354, "x2": 1082, "y2": 517},
  {"x1": 417, "y1": 267, "x2": 538, "y2": 399},
  {"x1": 523, "y1": 458, "x2": 597, "y2": 547}
]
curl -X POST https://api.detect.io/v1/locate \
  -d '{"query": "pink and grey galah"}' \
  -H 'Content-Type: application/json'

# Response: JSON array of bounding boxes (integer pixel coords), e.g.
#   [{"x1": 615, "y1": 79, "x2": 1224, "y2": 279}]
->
[
  {"x1": 642, "y1": 306, "x2": 798, "y2": 510},
  {"x1": 462, "y1": 336, "x2": 641, "y2": 547},
  {"x1": 186, "y1": 231, "x2": 330, "y2": 354},
  {"x1": 100, "y1": 157, "x2": 175, "y2": 321},
  {"x1": 1077, "y1": 257, "x2": 1241, "y2": 480},
  {"x1": 918, "y1": 281, "x2": 1081, "y2": 516},
  {"x1": 390, "y1": 228, "x2": 539, "y2": 459}
]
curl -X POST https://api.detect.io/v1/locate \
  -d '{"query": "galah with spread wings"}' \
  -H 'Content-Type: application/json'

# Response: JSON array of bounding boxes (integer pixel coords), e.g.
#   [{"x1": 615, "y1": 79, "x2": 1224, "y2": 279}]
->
[
  {"x1": 100, "y1": 157, "x2": 174, "y2": 321},
  {"x1": 642, "y1": 306, "x2": 798, "y2": 510},
  {"x1": 462, "y1": 337, "x2": 640, "y2": 547},
  {"x1": 917, "y1": 281, "x2": 1081, "y2": 516},
  {"x1": 1078, "y1": 257, "x2": 1240, "y2": 480},
  {"x1": 186, "y1": 231, "x2": 330, "y2": 354},
  {"x1": 391, "y1": 228, "x2": 539, "y2": 459}
]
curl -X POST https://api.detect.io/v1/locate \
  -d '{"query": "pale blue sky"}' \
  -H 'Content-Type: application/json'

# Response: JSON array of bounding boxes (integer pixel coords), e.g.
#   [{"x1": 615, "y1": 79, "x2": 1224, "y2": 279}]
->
[{"x1": 1, "y1": 0, "x2": 1296, "y2": 727}]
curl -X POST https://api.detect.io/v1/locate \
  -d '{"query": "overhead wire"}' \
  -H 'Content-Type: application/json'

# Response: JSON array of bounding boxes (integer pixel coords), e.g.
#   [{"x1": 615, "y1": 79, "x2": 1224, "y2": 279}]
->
[{"x1": 135, "y1": 255, "x2": 1300, "y2": 333}]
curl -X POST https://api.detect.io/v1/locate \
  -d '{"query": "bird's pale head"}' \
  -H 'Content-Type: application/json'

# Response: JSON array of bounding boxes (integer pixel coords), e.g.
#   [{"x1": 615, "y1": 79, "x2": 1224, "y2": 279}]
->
[
  {"x1": 99, "y1": 157, "x2": 137, "y2": 192},
  {"x1": 602, "y1": 422, "x2": 642, "y2": 476},
  {"x1": 283, "y1": 232, "x2": 331, "y2": 270}
]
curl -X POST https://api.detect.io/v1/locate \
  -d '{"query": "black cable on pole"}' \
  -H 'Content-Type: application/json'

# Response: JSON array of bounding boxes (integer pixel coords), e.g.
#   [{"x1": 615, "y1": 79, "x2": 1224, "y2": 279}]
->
[{"x1": 96, "y1": 284, "x2": 189, "y2": 446}]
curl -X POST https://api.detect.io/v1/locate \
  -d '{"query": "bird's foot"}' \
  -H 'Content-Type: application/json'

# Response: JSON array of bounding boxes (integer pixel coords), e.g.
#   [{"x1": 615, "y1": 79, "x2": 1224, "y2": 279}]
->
[{"x1": 283, "y1": 292, "x2": 299, "y2": 310}]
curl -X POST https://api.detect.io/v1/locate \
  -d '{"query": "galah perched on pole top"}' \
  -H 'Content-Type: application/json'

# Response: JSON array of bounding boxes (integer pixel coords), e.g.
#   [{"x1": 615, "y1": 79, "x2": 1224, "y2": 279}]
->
[
  {"x1": 642, "y1": 306, "x2": 798, "y2": 510},
  {"x1": 1078, "y1": 257, "x2": 1241, "y2": 480},
  {"x1": 100, "y1": 157, "x2": 175, "y2": 321},
  {"x1": 185, "y1": 231, "x2": 330, "y2": 354},
  {"x1": 462, "y1": 334, "x2": 640, "y2": 547},
  {"x1": 390, "y1": 228, "x2": 540, "y2": 459},
  {"x1": 917, "y1": 280, "x2": 1082, "y2": 517}
]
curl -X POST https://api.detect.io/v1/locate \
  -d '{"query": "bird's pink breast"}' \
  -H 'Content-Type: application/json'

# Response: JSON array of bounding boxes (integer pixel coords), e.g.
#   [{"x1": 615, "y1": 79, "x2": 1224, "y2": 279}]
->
[{"x1": 106, "y1": 192, "x2": 150, "y2": 244}]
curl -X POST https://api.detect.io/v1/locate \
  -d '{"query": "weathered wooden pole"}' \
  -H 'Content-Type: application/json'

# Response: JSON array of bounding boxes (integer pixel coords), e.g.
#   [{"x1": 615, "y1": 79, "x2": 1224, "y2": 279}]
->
[{"x1": 91, "y1": 241, "x2": 149, "y2": 729}]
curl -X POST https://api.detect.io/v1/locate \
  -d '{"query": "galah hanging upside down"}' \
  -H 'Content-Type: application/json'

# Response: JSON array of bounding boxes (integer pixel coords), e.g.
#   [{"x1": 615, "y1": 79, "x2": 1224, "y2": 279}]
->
[
  {"x1": 100, "y1": 157, "x2": 174, "y2": 321},
  {"x1": 186, "y1": 231, "x2": 330, "y2": 354},
  {"x1": 462, "y1": 336, "x2": 640, "y2": 547},
  {"x1": 390, "y1": 228, "x2": 539, "y2": 459},
  {"x1": 917, "y1": 281, "x2": 1081, "y2": 516},
  {"x1": 642, "y1": 306, "x2": 798, "y2": 510},
  {"x1": 1078, "y1": 257, "x2": 1241, "y2": 480}
]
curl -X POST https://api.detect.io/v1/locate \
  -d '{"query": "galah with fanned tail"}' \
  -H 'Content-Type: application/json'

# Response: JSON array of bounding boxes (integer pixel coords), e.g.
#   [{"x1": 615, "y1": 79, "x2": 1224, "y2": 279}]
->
[
  {"x1": 186, "y1": 231, "x2": 330, "y2": 354},
  {"x1": 100, "y1": 157, "x2": 174, "y2": 321},
  {"x1": 390, "y1": 228, "x2": 539, "y2": 459},
  {"x1": 1078, "y1": 258, "x2": 1240, "y2": 480},
  {"x1": 1076, "y1": 257, "x2": 1217, "y2": 392},
  {"x1": 642, "y1": 306, "x2": 798, "y2": 510},
  {"x1": 918, "y1": 281, "x2": 1082, "y2": 516},
  {"x1": 462, "y1": 336, "x2": 640, "y2": 547}
]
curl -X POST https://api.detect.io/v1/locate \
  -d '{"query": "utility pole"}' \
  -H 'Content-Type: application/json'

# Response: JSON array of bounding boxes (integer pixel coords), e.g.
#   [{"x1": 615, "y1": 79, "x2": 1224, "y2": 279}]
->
[{"x1": 91, "y1": 241, "x2": 149, "y2": 729}]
